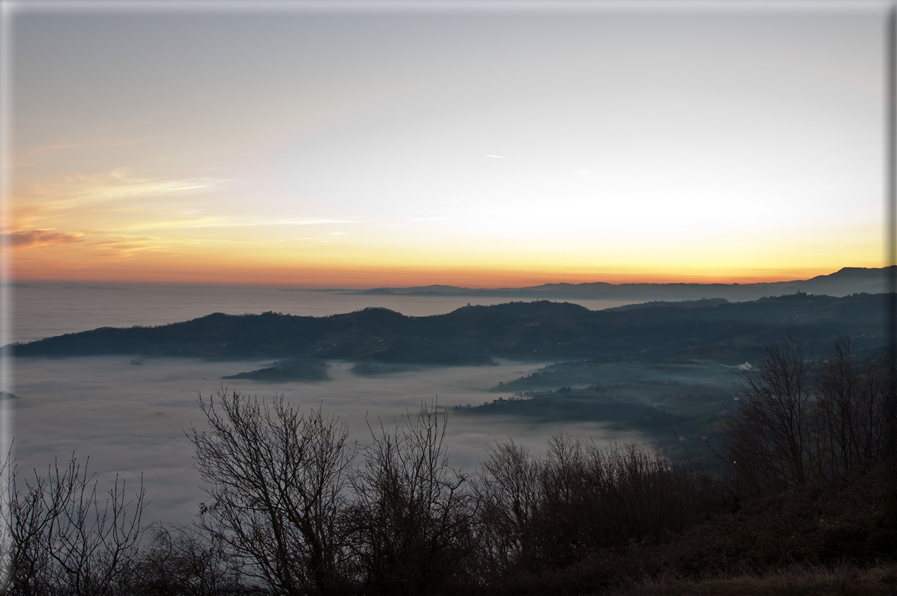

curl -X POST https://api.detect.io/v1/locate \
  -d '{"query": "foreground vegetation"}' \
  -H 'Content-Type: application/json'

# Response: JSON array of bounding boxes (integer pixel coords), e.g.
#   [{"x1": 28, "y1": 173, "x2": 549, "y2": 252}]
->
[{"x1": 4, "y1": 336, "x2": 896, "y2": 595}]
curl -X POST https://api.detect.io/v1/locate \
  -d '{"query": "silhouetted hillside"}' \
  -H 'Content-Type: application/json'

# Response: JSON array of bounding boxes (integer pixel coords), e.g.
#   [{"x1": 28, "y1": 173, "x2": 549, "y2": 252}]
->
[
  {"x1": 222, "y1": 358, "x2": 331, "y2": 382},
  {"x1": 570, "y1": 459, "x2": 897, "y2": 595},
  {"x1": 11, "y1": 293, "x2": 889, "y2": 363},
  {"x1": 346, "y1": 266, "x2": 894, "y2": 302}
]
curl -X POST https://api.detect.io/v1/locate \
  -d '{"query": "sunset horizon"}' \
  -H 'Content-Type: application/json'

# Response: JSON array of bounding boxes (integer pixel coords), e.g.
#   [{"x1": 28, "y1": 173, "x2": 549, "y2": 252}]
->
[
  {"x1": 11, "y1": 263, "x2": 885, "y2": 290},
  {"x1": 4, "y1": 5, "x2": 896, "y2": 592},
  {"x1": 4, "y1": 4, "x2": 887, "y2": 292}
]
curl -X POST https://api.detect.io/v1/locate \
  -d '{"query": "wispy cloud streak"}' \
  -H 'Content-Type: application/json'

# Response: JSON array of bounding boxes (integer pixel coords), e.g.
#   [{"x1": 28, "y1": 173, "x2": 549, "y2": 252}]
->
[{"x1": 4, "y1": 229, "x2": 83, "y2": 248}]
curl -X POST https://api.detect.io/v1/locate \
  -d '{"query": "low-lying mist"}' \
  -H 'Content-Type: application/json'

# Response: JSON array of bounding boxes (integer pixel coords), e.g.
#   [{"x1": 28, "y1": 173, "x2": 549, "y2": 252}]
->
[{"x1": 13, "y1": 356, "x2": 643, "y2": 525}]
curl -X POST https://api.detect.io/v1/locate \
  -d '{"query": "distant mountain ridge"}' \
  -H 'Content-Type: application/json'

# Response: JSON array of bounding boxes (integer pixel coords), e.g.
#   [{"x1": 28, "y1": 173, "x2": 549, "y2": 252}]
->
[
  {"x1": 12, "y1": 292, "x2": 890, "y2": 365},
  {"x1": 351, "y1": 266, "x2": 893, "y2": 302}
]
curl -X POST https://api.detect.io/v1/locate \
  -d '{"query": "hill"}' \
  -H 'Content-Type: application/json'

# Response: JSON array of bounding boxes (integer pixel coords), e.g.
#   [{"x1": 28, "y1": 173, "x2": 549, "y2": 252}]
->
[
  {"x1": 349, "y1": 266, "x2": 894, "y2": 302},
  {"x1": 577, "y1": 460, "x2": 897, "y2": 596},
  {"x1": 11, "y1": 293, "x2": 890, "y2": 365}
]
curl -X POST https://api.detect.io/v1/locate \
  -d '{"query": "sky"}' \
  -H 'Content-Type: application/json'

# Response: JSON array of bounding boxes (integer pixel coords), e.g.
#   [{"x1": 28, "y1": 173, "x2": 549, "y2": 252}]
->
[{"x1": 2, "y1": 1, "x2": 891, "y2": 288}]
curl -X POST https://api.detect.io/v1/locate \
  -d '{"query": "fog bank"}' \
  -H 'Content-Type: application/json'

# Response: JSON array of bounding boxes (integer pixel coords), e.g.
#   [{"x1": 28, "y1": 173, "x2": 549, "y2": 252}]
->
[{"x1": 14, "y1": 356, "x2": 642, "y2": 525}]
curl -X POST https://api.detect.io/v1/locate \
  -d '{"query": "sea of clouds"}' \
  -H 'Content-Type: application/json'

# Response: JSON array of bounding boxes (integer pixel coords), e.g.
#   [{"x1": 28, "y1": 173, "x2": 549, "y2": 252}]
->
[{"x1": 14, "y1": 355, "x2": 640, "y2": 525}]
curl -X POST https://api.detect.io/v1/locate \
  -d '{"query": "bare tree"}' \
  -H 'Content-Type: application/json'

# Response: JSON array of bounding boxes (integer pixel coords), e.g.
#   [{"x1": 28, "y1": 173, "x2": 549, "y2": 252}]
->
[
  {"x1": 719, "y1": 335, "x2": 894, "y2": 497},
  {"x1": 719, "y1": 336, "x2": 815, "y2": 496},
  {"x1": 815, "y1": 335, "x2": 889, "y2": 478},
  {"x1": 475, "y1": 439, "x2": 541, "y2": 577},
  {"x1": 125, "y1": 524, "x2": 251, "y2": 596},
  {"x1": 475, "y1": 437, "x2": 722, "y2": 580},
  {"x1": 345, "y1": 402, "x2": 477, "y2": 595},
  {"x1": 188, "y1": 390, "x2": 354, "y2": 596},
  {"x1": 6, "y1": 453, "x2": 145, "y2": 596}
]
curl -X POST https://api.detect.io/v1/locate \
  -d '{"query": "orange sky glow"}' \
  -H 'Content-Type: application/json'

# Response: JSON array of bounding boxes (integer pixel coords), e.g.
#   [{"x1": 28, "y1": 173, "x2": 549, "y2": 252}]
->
[{"x1": 4, "y1": 7, "x2": 888, "y2": 290}]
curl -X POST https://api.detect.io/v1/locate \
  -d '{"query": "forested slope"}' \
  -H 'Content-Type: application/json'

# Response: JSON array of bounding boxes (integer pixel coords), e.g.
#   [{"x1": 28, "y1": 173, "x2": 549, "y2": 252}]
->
[{"x1": 12, "y1": 293, "x2": 889, "y2": 363}]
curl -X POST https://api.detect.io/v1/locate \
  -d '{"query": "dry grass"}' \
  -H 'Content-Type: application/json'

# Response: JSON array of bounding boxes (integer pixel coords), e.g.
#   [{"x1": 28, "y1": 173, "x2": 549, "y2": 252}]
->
[{"x1": 604, "y1": 562, "x2": 897, "y2": 596}]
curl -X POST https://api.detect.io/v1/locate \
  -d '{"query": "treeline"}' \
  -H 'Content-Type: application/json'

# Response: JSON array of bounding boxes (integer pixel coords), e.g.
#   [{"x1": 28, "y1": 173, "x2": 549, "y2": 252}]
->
[
  {"x1": 3, "y1": 336, "x2": 895, "y2": 595},
  {"x1": 12, "y1": 293, "x2": 888, "y2": 364},
  {"x1": 718, "y1": 336, "x2": 894, "y2": 496}
]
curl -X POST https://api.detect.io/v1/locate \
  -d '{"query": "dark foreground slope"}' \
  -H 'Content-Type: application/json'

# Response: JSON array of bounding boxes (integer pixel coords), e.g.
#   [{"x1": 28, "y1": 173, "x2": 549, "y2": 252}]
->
[
  {"x1": 567, "y1": 459, "x2": 897, "y2": 596},
  {"x1": 12, "y1": 293, "x2": 889, "y2": 363}
]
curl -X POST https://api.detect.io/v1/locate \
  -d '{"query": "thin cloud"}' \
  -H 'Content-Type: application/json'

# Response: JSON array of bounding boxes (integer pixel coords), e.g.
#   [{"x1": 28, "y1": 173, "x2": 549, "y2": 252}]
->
[
  {"x1": 274, "y1": 219, "x2": 355, "y2": 226},
  {"x1": 485, "y1": 155, "x2": 508, "y2": 159},
  {"x1": 123, "y1": 218, "x2": 355, "y2": 232},
  {"x1": 10, "y1": 205, "x2": 50, "y2": 230},
  {"x1": 5, "y1": 229, "x2": 83, "y2": 249},
  {"x1": 86, "y1": 232, "x2": 172, "y2": 256},
  {"x1": 31, "y1": 168, "x2": 225, "y2": 206},
  {"x1": 8, "y1": 226, "x2": 181, "y2": 257},
  {"x1": 409, "y1": 217, "x2": 452, "y2": 222},
  {"x1": 91, "y1": 240, "x2": 154, "y2": 256}
]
